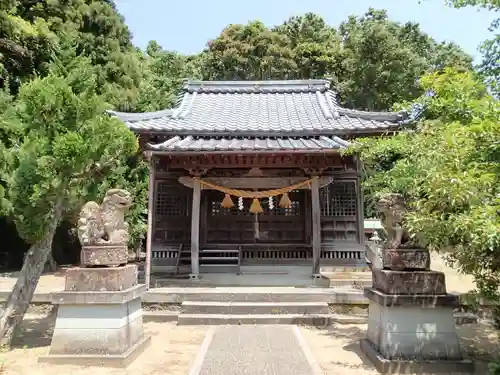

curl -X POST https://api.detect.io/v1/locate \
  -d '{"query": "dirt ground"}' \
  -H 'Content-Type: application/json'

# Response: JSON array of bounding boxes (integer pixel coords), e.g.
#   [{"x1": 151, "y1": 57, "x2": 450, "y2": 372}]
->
[
  {"x1": 0, "y1": 314, "x2": 498, "y2": 375},
  {"x1": 300, "y1": 323, "x2": 500, "y2": 375},
  {"x1": 0, "y1": 316, "x2": 208, "y2": 375}
]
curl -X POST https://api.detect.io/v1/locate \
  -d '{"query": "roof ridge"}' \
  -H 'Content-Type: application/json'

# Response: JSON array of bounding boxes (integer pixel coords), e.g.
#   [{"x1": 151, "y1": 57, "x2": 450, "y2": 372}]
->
[
  {"x1": 184, "y1": 79, "x2": 331, "y2": 94},
  {"x1": 106, "y1": 109, "x2": 173, "y2": 121},
  {"x1": 335, "y1": 107, "x2": 408, "y2": 122}
]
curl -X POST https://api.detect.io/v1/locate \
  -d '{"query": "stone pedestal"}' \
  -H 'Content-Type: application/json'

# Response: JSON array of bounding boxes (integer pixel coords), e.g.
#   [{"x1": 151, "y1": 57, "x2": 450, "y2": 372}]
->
[
  {"x1": 81, "y1": 244, "x2": 128, "y2": 267},
  {"x1": 360, "y1": 248, "x2": 474, "y2": 374},
  {"x1": 39, "y1": 264, "x2": 151, "y2": 367}
]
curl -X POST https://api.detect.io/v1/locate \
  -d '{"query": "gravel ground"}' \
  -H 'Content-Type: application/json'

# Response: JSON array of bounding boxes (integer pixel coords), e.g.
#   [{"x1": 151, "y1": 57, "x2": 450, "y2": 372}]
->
[
  {"x1": 0, "y1": 317, "x2": 207, "y2": 375},
  {"x1": 0, "y1": 314, "x2": 498, "y2": 375},
  {"x1": 300, "y1": 323, "x2": 500, "y2": 375}
]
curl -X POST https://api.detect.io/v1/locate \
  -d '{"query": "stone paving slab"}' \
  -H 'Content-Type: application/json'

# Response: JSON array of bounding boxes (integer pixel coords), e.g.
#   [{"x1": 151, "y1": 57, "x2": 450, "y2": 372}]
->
[{"x1": 190, "y1": 325, "x2": 323, "y2": 375}]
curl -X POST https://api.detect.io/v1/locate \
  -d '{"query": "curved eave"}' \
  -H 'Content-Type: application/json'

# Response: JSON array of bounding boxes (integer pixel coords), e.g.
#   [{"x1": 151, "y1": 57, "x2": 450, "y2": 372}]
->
[{"x1": 146, "y1": 135, "x2": 352, "y2": 154}]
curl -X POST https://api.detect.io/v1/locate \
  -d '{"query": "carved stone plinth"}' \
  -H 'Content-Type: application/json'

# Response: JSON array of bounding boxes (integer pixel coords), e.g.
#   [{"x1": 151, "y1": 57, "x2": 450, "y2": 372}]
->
[
  {"x1": 81, "y1": 244, "x2": 128, "y2": 267},
  {"x1": 39, "y1": 265, "x2": 150, "y2": 367},
  {"x1": 382, "y1": 248, "x2": 430, "y2": 271},
  {"x1": 65, "y1": 264, "x2": 138, "y2": 291},
  {"x1": 372, "y1": 269, "x2": 446, "y2": 295}
]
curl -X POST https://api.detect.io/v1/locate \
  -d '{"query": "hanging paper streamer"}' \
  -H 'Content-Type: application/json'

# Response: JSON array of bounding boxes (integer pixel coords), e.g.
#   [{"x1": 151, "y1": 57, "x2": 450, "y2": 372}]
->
[
  {"x1": 268, "y1": 196, "x2": 274, "y2": 210},
  {"x1": 254, "y1": 213, "x2": 260, "y2": 239},
  {"x1": 279, "y1": 192, "x2": 292, "y2": 208},
  {"x1": 249, "y1": 198, "x2": 264, "y2": 214},
  {"x1": 238, "y1": 196, "x2": 244, "y2": 211},
  {"x1": 221, "y1": 193, "x2": 235, "y2": 208}
]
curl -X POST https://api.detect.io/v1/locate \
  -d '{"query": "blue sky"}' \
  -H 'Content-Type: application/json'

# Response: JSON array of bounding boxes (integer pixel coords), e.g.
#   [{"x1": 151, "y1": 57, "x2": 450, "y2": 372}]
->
[{"x1": 115, "y1": 0, "x2": 495, "y2": 62}]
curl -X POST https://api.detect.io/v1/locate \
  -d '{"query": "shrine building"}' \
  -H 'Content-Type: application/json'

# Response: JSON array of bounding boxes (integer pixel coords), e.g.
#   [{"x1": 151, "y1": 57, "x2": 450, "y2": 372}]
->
[{"x1": 108, "y1": 79, "x2": 409, "y2": 288}]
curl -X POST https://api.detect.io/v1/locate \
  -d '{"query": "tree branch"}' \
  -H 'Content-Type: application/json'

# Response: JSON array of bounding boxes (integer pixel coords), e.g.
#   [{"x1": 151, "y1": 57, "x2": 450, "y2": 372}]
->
[{"x1": 69, "y1": 153, "x2": 123, "y2": 186}]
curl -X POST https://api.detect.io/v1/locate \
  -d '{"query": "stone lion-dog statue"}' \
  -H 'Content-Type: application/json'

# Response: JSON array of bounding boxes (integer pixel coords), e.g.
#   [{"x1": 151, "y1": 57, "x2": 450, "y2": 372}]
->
[
  {"x1": 376, "y1": 192, "x2": 422, "y2": 250},
  {"x1": 77, "y1": 188, "x2": 133, "y2": 246}
]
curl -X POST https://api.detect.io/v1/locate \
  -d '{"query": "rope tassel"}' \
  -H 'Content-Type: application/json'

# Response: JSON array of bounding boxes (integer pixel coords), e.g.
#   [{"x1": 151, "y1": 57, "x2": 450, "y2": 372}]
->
[
  {"x1": 279, "y1": 193, "x2": 292, "y2": 208},
  {"x1": 249, "y1": 198, "x2": 264, "y2": 214},
  {"x1": 221, "y1": 193, "x2": 235, "y2": 208}
]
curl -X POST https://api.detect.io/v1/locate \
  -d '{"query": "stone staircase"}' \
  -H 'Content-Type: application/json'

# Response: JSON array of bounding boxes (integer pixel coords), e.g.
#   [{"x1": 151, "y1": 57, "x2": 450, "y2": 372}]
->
[{"x1": 177, "y1": 291, "x2": 331, "y2": 325}]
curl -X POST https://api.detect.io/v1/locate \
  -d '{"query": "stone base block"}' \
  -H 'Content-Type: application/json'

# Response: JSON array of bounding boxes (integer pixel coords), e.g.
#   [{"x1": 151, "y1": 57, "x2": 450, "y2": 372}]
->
[
  {"x1": 360, "y1": 339, "x2": 474, "y2": 374},
  {"x1": 381, "y1": 248, "x2": 430, "y2": 271},
  {"x1": 49, "y1": 297, "x2": 145, "y2": 355},
  {"x1": 367, "y1": 301, "x2": 463, "y2": 360},
  {"x1": 46, "y1": 284, "x2": 148, "y2": 367},
  {"x1": 81, "y1": 244, "x2": 128, "y2": 267},
  {"x1": 65, "y1": 264, "x2": 138, "y2": 291},
  {"x1": 39, "y1": 335, "x2": 151, "y2": 368},
  {"x1": 52, "y1": 284, "x2": 145, "y2": 305},
  {"x1": 364, "y1": 288, "x2": 460, "y2": 308},
  {"x1": 372, "y1": 269, "x2": 446, "y2": 295}
]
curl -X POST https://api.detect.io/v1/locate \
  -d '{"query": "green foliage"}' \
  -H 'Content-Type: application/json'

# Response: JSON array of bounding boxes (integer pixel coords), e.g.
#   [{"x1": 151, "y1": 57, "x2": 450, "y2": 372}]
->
[
  {"x1": 337, "y1": 9, "x2": 472, "y2": 110},
  {"x1": 1, "y1": 0, "x2": 144, "y2": 110},
  {"x1": 2, "y1": 58, "x2": 138, "y2": 243},
  {"x1": 134, "y1": 41, "x2": 204, "y2": 111},
  {"x1": 355, "y1": 69, "x2": 500, "y2": 302},
  {"x1": 0, "y1": 1, "x2": 150, "y2": 252},
  {"x1": 201, "y1": 9, "x2": 472, "y2": 110}
]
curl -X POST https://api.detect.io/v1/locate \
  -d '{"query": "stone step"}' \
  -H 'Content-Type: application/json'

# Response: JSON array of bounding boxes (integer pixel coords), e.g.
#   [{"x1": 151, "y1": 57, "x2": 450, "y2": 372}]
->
[
  {"x1": 177, "y1": 313, "x2": 332, "y2": 326},
  {"x1": 151, "y1": 291, "x2": 339, "y2": 303},
  {"x1": 181, "y1": 301, "x2": 329, "y2": 315}
]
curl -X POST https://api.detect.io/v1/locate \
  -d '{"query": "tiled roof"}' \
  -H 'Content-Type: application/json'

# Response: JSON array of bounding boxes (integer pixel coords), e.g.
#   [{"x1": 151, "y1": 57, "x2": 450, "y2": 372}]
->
[
  {"x1": 108, "y1": 79, "x2": 408, "y2": 136},
  {"x1": 147, "y1": 135, "x2": 350, "y2": 152}
]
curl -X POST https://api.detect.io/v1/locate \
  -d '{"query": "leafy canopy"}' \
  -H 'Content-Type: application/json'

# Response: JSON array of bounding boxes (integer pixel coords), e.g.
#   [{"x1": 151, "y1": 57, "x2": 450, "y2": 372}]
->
[
  {"x1": 2, "y1": 57, "x2": 138, "y2": 243},
  {"x1": 355, "y1": 68, "x2": 500, "y2": 299}
]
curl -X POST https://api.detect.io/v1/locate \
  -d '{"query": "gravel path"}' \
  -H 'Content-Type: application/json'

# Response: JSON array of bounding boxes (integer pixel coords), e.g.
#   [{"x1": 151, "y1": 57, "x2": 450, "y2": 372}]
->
[{"x1": 193, "y1": 325, "x2": 321, "y2": 375}]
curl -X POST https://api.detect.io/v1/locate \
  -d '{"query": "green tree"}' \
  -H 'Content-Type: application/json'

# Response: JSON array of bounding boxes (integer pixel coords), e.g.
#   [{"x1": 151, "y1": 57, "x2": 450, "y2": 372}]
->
[
  {"x1": 0, "y1": 0, "x2": 58, "y2": 93},
  {"x1": 272, "y1": 13, "x2": 341, "y2": 80},
  {"x1": 0, "y1": 57, "x2": 138, "y2": 346},
  {"x1": 203, "y1": 21, "x2": 297, "y2": 80},
  {"x1": 1, "y1": 0, "x2": 144, "y2": 110},
  {"x1": 337, "y1": 8, "x2": 472, "y2": 110},
  {"x1": 134, "y1": 41, "x2": 204, "y2": 111},
  {"x1": 200, "y1": 10, "x2": 473, "y2": 110},
  {"x1": 355, "y1": 68, "x2": 499, "y2": 301}
]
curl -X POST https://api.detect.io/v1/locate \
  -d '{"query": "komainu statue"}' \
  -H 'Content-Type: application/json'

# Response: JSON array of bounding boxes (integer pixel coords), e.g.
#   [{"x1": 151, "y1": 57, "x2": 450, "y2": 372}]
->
[
  {"x1": 376, "y1": 192, "x2": 421, "y2": 249},
  {"x1": 77, "y1": 189, "x2": 133, "y2": 246}
]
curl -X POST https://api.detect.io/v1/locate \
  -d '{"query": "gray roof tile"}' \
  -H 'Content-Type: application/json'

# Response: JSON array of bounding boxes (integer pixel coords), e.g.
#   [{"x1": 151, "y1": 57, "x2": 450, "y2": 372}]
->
[
  {"x1": 148, "y1": 135, "x2": 350, "y2": 152},
  {"x1": 108, "y1": 79, "x2": 407, "y2": 136}
]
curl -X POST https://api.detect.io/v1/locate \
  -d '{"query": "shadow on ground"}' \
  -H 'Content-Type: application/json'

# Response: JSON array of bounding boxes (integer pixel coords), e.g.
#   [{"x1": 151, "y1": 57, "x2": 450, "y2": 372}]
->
[
  {"x1": 311, "y1": 321, "x2": 500, "y2": 374},
  {"x1": 11, "y1": 313, "x2": 56, "y2": 349},
  {"x1": 308, "y1": 323, "x2": 377, "y2": 371}
]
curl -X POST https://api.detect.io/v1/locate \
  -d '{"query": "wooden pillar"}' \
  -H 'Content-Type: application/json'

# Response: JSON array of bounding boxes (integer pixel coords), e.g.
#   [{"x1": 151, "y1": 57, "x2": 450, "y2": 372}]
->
[
  {"x1": 311, "y1": 177, "x2": 321, "y2": 276},
  {"x1": 355, "y1": 156, "x2": 365, "y2": 244},
  {"x1": 145, "y1": 153, "x2": 155, "y2": 290},
  {"x1": 190, "y1": 177, "x2": 201, "y2": 278}
]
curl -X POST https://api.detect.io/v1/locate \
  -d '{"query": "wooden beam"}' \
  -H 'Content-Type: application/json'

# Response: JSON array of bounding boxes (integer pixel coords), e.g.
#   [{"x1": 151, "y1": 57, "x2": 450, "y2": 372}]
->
[
  {"x1": 155, "y1": 153, "x2": 350, "y2": 170},
  {"x1": 145, "y1": 153, "x2": 155, "y2": 290},
  {"x1": 190, "y1": 178, "x2": 201, "y2": 278},
  {"x1": 311, "y1": 177, "x2": 321, "y2": 276}
]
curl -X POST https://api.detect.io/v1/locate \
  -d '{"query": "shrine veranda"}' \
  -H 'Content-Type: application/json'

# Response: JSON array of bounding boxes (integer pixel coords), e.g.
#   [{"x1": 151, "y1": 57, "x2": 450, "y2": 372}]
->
[{"x1": 109, "y1": 79, "x2": 409, "y2": 288}]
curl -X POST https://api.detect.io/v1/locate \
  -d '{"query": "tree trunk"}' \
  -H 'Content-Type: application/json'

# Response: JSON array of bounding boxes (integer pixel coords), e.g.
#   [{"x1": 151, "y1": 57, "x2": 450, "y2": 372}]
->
[
  {"x1": 0, "y1": 208, "x2": 62, "y2": 348},
  {"x1": 43, "y1": 251, "x2": 58, "y2": 273}
]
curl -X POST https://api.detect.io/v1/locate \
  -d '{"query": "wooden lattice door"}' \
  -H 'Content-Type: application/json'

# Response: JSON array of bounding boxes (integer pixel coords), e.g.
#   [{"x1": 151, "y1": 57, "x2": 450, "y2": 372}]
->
[
  {"x1": 204, "y1": 190, "x2": 306, "y2": 244},
  {"x1": 319, "y1": 180, "x2": 360, "y2": 243},
  {"x1": 153, "y1": 179, "x2": 192, "y2": 244}
]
